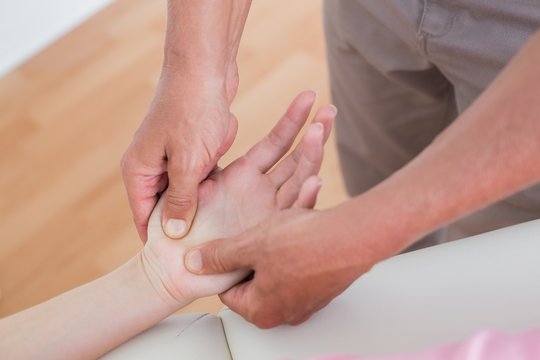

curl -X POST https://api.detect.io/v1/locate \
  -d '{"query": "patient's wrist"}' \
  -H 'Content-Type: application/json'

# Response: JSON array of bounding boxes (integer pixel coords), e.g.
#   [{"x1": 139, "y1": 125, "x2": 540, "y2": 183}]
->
[{"x1": 136, "y1": 249, "x2": 189, "y2": 311}]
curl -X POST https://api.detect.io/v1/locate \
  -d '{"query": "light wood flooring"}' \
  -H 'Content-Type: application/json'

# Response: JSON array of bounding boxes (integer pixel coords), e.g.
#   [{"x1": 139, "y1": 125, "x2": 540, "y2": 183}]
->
[{"x1": 0, "y1": 0, "x2": 347, "y2": 317}]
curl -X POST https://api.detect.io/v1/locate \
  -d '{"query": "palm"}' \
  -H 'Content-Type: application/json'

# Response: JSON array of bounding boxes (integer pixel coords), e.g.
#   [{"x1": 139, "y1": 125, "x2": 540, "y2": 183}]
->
[
  {"x1": 143, "y1": 162, "x2": 281, "y2": 304},
  {"x1": 200, "y1": 163, "x2": 279, "y2": 237}
]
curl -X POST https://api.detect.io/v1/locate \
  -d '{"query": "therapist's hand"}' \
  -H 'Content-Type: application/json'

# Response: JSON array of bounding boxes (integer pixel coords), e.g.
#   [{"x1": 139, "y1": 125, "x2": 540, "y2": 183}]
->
[
  {"x1": 185, "y1": 206, "x2": 375, "y2": 328},
  {"x1": 122, "y1": 0, "x2": 253, "y2": 242},
  {"x1": 122, "y1": 70, "x2": 238, "y2": 242}
]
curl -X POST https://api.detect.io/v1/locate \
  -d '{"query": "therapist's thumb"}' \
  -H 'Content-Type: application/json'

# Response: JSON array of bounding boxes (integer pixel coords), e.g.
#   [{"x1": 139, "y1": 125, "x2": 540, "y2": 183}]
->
[
  {"x1": 185, "y1": 237, "x2": 252, "y2": 275},
  {"x1": 161, "y1": 154, "x2": 200, "y2": 239}
]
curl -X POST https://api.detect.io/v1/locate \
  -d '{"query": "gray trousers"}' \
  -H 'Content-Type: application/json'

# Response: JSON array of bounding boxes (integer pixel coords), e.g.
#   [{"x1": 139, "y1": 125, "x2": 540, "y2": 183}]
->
[{"x1": 324, "y1": 0, "x2": 540, "y2": 249}]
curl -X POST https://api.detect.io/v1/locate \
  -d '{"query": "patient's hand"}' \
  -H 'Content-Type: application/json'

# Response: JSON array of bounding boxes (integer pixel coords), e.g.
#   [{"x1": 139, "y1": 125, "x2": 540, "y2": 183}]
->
[{"x1": 140, "y1": 91, "x2": 335, "y2": 306}]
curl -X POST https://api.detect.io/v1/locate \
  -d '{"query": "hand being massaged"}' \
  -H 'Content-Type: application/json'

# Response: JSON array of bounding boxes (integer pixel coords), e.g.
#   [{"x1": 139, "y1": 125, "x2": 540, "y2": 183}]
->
[
  {"x1": 0, "y1": 91, "x2": 335, "y2": 360},
  {"x1": 142, "y1": 90, "x2": 335, "y2": 306}
]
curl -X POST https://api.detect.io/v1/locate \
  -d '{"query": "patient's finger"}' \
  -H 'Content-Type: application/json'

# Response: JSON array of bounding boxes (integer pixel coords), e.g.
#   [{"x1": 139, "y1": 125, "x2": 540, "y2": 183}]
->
[
  {"x1": 244, "y1": 91, "x2": 315, "y2": 173},
  {"x1": 269, "y1": 105, "x2": 335, "y2": 187},
  {"x1": 276, "y1": 123, "x2": 324, "y2": 209},
  {"x1": 293, "y1": 176, "x2": 322, "y2": 209}
]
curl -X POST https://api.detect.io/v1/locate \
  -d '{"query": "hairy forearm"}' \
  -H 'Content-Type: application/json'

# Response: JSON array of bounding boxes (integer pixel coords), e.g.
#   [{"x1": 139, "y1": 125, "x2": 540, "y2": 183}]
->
[
  {"x1": 342, "y1": 30, "x2": 540, "y2": 259},
  {"x1": 163, "y1": 0, "x2": 251, "y2": 83},
  {"x1": 0, "y1": 253, "x2": 180, "y2": 359}
]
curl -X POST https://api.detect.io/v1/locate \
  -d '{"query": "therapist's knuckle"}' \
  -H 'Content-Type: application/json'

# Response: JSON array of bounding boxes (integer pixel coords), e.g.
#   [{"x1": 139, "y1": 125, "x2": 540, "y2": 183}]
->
[
  {"x1": 166, "y1": 191, "x2": 195, "y2": 212},
  {"x1": 251, "y1": 309, "x2": 282, "y2": 329},
  {"x1": 235, "y1": 237, "x2": 254, "y2": 262},
  {"x1": 120, "y1": 151, "x2": 136, "y2": 175},
  {"x1": 207, "y1": 245, "x2": 228, "y2": 273}
]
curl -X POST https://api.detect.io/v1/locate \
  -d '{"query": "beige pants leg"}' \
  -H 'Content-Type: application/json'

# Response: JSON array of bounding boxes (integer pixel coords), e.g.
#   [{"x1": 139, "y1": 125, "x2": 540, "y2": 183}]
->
[{"x1": 324, "y1": 0, "x2": 540, "y2": 249}]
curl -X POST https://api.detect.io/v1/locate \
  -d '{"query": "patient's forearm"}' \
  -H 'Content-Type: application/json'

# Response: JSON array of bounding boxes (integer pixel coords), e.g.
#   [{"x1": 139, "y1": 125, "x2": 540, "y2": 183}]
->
[{"x1": 0, "y1": 253, "x2": 180, "y2": 360}]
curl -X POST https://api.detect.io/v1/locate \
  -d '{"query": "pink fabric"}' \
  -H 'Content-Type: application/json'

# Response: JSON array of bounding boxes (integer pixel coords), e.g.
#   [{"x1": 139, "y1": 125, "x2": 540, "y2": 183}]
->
[{"x1": 310, "y1": 328, "x2": 540, "y2": 360}]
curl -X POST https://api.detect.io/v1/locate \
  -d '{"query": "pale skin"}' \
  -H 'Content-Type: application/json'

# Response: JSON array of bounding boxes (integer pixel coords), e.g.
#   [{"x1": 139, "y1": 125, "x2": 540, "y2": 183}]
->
[
  {"x1": 186, "y1": 30, "x2": 540, "y2": 328},
  {"x1": 0, "y1": 93, "x2": 336, "y2": 359}
]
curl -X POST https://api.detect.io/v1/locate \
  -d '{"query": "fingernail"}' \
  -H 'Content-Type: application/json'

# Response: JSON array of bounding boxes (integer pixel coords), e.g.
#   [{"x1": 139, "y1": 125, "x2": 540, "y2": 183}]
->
[
  {"x1": 329, "y1": 104, "x2": 338, "y2": 115},
  {"x1": 186, "y1": 250, "x2": 202, "y2": 273},
  {"x1": 311, "y1": 122, "x2": 324, "y2": 134},
  {"x1": 164, "y1": 219, "x2": 186, "y2": 238}
]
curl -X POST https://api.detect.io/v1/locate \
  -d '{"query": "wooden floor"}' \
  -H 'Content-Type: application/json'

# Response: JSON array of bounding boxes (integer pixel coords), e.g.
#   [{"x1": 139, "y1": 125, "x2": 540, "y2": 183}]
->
[{"x1": 0, "y1": 0, "x2": 347, "y2": 317}]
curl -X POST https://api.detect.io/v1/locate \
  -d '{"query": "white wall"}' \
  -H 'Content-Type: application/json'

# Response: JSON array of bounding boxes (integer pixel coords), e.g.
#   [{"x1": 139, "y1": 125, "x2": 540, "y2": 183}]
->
[{"x1": 0, "y1": 0, "x2": 113, "y2": 77}]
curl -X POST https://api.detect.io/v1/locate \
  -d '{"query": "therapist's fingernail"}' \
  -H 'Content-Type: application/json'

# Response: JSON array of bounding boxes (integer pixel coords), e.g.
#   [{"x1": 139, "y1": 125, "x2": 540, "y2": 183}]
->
[
  {"x1": 164, "y1": 219, "x2": 186, "y2": 238},
  {"x1": 329, "y1": 104, "x2": 338, "y2": 115},
  {"x1": 186, "y1": 250, "x2": 203, "y2": 273}
]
